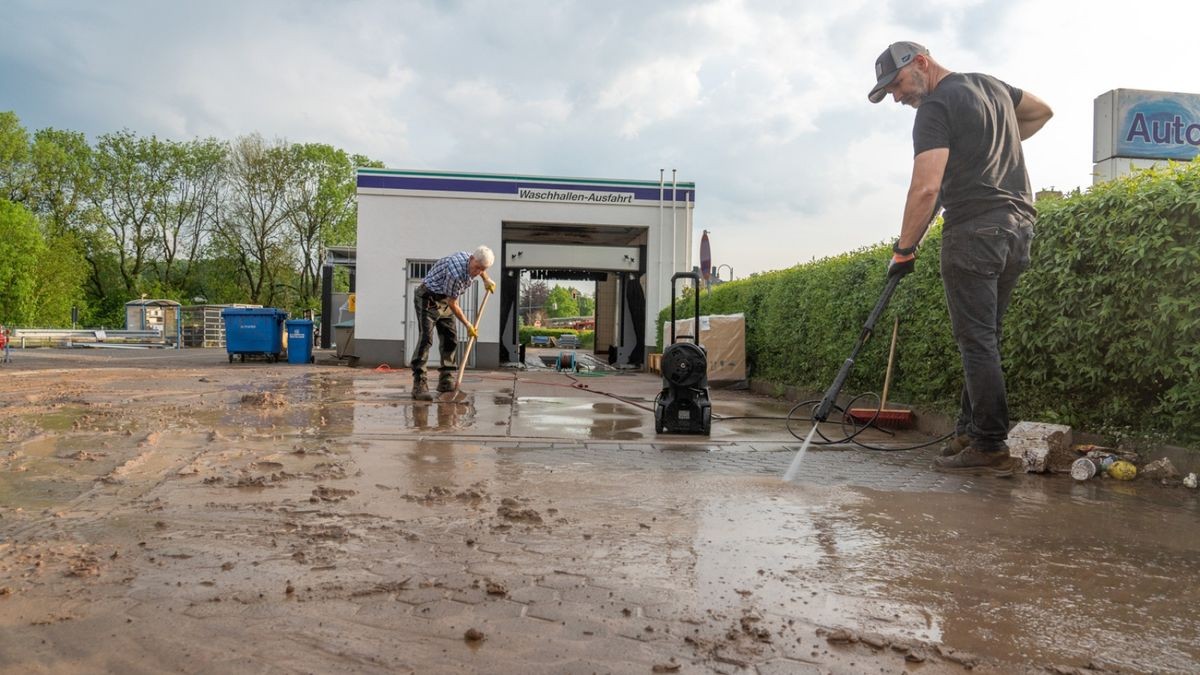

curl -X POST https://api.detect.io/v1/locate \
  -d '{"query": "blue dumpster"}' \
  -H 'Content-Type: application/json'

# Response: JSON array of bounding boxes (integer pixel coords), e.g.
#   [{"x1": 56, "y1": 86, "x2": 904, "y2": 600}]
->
[
  {"x1": 285, "y1": 320, "x2": 315, "y2": 364},
  {"x1": 222, "y1": 308, "x2": 287, "y2": 363}
]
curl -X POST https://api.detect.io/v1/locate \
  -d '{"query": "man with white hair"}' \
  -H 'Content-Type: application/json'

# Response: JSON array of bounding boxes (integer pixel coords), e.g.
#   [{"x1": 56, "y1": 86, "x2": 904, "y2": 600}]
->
[{"x1": 410, "y1": 245, "x2": 496, "y2": 400}]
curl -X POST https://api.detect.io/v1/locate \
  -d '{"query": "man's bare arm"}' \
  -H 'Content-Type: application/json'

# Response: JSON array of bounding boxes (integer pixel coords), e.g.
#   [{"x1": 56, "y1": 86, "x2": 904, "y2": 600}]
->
[
  {"x1": 897, "y1": 148, "x2": 949, "y2": 251},
  {"x1": 1015, "y1": 91, "x2": 1053, "y2": 140},
  {"x1": 447, "y1": 297, "x2": 470, "y2": 328}
]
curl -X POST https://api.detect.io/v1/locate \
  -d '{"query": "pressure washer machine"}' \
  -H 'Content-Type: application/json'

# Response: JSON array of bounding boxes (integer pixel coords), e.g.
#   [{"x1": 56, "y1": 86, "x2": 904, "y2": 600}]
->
[{"x1": 655, "y1": 272, "x2": 711, "y2": 435}]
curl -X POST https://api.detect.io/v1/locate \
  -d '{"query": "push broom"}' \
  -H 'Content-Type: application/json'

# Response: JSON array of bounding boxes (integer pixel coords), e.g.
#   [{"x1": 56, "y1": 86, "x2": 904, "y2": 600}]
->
[
  {"x1": 439, "y1": 288, "x2": 492, "y2": 403},
  {"x1": 847, "y1": 316, "x2": 914, "y2": 429}
]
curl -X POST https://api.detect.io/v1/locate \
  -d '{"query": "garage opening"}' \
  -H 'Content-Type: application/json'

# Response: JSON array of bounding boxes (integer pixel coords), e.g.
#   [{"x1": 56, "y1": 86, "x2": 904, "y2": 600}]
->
[{"x1": 498, "y1": 222, "x2": 647, "y2": 368}]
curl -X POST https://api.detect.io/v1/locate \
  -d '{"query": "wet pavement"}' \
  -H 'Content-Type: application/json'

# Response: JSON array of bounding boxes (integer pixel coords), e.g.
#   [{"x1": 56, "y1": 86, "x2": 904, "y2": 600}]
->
[{"x1": 1, "y1": 349, "x2": 1198, "y2": 674}]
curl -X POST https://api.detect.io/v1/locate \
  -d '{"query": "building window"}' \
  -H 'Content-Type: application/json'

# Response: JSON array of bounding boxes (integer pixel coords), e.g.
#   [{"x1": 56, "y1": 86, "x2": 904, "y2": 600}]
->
[{"x1": 407, "y1": 260, "x2": 435, "y2": 279}]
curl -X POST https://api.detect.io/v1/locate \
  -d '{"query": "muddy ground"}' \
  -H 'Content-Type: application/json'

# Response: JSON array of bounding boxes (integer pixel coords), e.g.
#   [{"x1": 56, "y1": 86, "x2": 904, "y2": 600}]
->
[{"x1": 1, "y1": 349, "x2": 1198, "y2": 674}]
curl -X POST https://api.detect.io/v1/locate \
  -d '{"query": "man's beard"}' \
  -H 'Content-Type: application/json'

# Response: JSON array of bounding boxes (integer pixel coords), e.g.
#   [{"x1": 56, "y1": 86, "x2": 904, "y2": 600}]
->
[{"x1": 908, "y1": 69, "x2": 929, "y2": 106}]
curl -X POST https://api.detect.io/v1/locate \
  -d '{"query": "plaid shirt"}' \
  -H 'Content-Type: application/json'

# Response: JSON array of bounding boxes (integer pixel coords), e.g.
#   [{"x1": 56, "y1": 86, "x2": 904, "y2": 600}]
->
[{"x1": 422, "y1": 251, "x2": 472, "y2": 298}]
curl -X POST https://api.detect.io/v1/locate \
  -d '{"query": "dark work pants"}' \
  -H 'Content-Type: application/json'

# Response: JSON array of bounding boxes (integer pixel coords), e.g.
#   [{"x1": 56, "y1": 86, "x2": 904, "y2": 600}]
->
[
  {"x1": 939, "y1": 209, "x2": 1034, "y2": 451},
  {"x1": 410, "y1": 284, "x2": 458, "y2": 380}
]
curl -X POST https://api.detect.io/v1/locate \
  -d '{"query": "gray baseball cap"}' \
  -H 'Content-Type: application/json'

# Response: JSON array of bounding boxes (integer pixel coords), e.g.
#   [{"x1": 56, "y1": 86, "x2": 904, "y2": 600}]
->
[{"x1": 868, "y1": 41, "x2": 928, "y2": 103}]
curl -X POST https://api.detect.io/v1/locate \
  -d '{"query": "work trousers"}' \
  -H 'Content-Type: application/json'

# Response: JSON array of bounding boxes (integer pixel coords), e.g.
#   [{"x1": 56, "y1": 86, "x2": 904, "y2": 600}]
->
[
  {"x1": 940, "y1": 208, "x2": 1034, "y2": 451},
  {"x1": 410, "y1": 284, "x2": 458, "y2": 380}
]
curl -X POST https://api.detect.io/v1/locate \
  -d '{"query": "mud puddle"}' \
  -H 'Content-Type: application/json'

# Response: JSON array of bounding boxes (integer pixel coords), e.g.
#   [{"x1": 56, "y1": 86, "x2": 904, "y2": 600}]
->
[{"x1": 2, "y1": 350, "x2": 1198, "y2": 674}]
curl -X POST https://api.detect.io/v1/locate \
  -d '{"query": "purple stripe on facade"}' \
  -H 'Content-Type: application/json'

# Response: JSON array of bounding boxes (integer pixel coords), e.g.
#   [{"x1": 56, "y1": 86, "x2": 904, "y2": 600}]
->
[{"x1": 357, "y1": 174, "x2": 695, "y2": 203}]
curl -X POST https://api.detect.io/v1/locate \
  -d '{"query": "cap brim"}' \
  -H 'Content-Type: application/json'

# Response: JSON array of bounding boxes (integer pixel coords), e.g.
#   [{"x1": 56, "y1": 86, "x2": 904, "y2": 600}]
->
[{"x1": 868, "y1": 71, "x2": 897, "y2": 103}]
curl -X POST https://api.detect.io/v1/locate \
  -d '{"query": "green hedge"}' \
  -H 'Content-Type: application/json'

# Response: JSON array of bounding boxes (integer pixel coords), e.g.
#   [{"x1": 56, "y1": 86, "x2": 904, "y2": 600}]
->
[
  {"x1": 660, "y1": 160, "x2": 1200, "y2": 442},
  {"x1": 519, "y1": 327, "x2": 595, "y2": 349}
]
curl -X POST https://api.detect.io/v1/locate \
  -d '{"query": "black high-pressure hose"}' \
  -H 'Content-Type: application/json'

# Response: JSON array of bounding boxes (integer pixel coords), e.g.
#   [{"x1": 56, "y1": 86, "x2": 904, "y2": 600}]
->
[
  {"x1": 784, "y1": 396, "x2": 954, "y2": 451},
  {"x1": 778, "y1": 264, "x2": 954, "y2": 452},
  {"x1": 555, "y1": 263, "x2": 954, "y2": 452},
  {"x1": 549, "y1": 367, "x2": 950, "y2": 446}
]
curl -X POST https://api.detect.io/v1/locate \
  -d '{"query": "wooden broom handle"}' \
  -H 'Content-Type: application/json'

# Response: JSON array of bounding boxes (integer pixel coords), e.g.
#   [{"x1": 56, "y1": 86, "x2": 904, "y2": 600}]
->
[
  {"x1": 880, "y1": 316, "x2": 899, "y2": 408},
  {"x1": 454, "y1": 288, "x2": 492, "y2": 387}
]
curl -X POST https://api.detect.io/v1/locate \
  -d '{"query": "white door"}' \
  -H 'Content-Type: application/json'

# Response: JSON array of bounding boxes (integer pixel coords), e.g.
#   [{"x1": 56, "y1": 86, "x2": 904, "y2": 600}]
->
[{"x1": 404, "y1": 260, "x2": 478, "y2": 369}]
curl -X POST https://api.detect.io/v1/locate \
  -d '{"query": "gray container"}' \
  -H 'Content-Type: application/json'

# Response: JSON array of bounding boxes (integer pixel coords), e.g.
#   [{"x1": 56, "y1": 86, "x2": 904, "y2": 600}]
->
[{"x1": 1071, "y1": 457, "x2": 1099, "y2": 481}]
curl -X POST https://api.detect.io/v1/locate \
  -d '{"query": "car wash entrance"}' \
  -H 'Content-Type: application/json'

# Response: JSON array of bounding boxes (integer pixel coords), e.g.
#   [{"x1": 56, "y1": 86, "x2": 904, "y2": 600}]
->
[
  {"x1": 353, "y1": 168, "x2": 694, "y2": 369},
  {"x1": 497, "y1": 223, "x2": 646, "y2": 367}
]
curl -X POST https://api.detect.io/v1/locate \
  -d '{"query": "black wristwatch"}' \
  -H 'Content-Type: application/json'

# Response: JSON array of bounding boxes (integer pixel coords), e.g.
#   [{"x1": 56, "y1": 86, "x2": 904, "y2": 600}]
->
[{"x1": 892, "y1": 240, "x2": 917, "y2": 256}]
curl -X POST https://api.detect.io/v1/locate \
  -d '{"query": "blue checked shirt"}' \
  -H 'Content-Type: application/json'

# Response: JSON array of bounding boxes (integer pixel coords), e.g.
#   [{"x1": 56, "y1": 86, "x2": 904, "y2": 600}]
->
[{"x1": 423, "y1": 251, "x2": 472, "y2": 298}]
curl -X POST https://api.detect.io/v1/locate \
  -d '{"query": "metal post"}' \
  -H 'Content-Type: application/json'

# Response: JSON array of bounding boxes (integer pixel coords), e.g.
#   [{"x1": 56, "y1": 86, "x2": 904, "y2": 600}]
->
[{"x1": 320, "y1": 263, "x2": 333, "y2": 349}]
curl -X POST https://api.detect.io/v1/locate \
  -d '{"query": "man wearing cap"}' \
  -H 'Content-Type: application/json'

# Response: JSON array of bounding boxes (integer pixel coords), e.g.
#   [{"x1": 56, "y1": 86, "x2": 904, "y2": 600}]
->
[
  {"x1": 869, "y1": 42, "x2": 1053, "y2": 475},
  {"x1": 410, "y1": 245, "x2": 496, "y2": 400}
]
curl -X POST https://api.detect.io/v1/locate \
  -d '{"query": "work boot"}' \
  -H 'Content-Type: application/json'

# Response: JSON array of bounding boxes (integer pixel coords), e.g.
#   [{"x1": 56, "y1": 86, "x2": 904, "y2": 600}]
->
[
  {"x1": 939, "y1": 433, "x2": 971, "y2": 457},
  {"x1": 933, "y1": 445, "x2": 1016, "y2": 477},
  {"x1": 411, "y1": 376, "x2": 434, "y2": 401},
  {"x1": 437, "y1": 373, "x2": 456, "y2": 393}
]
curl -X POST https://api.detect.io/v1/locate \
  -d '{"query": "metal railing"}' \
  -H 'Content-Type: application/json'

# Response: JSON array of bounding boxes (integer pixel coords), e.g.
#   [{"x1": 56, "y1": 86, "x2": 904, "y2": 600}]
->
[{"x1": 11, "y1": 329, "x2": 173, "y2": 348}]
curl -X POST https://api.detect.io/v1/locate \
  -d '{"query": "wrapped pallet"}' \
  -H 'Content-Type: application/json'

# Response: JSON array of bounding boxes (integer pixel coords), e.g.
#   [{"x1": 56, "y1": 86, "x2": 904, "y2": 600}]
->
[{"x1": 663, "y1": 313, "x2": 747, "y2": 386}]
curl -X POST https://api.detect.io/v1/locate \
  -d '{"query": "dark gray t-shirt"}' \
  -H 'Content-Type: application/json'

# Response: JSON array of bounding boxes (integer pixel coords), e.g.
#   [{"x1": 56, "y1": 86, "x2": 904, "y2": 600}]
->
[{"x1": 913, "y1": 72, "x2": 1035, "y2": 227}]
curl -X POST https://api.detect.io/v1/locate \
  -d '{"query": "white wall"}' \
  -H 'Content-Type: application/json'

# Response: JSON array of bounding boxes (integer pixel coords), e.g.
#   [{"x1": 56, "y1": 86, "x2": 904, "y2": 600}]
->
[{"x1": 356, "y1": 188, "x2": 693, "y2": 348}]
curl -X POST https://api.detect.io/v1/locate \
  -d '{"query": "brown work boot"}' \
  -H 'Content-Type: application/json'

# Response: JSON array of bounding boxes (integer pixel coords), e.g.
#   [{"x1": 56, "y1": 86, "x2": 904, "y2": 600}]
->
[
  {"x1": 939, "y1": 433, "x2": 971, "y2": 457},
  {"x1": 411, "y1": 376, "x2": 434, "y2": 401},
  {"x1": 437, "y1": 373, "x2": 456, "y2": 393},
  {"x1": 933, "y1": 445, "x2": 1016, "y2": 477}
]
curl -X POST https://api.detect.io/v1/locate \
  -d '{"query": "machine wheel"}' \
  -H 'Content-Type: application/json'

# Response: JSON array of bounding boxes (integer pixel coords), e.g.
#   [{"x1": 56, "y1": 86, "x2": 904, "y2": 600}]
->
[
  {"x1": 228, "y1": 354, "x2": 233, "y2": 363},
  {"x1": 701, "y1": 407, "x2": 711, "y2": 436},
  {"x1": 240, "y1": 354, "x2": 245, "y2": 363}
]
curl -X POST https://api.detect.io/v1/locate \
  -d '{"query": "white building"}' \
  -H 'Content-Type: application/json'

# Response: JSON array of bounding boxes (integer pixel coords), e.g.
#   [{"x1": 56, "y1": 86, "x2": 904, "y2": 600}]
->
[{"x1": 353, "y1": 168, "x2": 695, "y2": 368}]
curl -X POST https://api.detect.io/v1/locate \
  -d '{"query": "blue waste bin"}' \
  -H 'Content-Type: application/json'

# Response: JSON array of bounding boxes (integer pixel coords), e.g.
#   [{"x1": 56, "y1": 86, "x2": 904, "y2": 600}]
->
[
  {"x1": 223, "y1": 308, "x2": 287, "y2": 363},
  {"x1": 285, "y1": 320, "x2": 315, "y2": 364}
]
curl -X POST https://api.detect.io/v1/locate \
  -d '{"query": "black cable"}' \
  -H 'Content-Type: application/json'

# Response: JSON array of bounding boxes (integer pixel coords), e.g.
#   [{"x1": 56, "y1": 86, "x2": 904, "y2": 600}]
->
[
  {"x1": 564, "y1": 372, "x2": 658, "y2": 412},
  {"x1": 546, "y1": 372, "x2": 952, "y2": 451},
  {"x1": 785, "y1": 396, "x2": 954, "y2": 451}
]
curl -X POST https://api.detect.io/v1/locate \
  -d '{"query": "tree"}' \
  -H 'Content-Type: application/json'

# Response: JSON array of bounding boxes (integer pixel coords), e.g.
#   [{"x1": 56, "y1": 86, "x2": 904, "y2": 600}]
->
[
  {"x1": 285, "y1": 143, "x2": 356, "y2": 311},
  {"x1": 0, "y1": 199, "x2": 44, "y2": 325},
  {"x1": 90, "y1": 130, "x2": 173, "y2": 296},
  {"x1": 152, "y1": 138, "x2": 225, "y2": 290},
  {"x1": 29, "y1": 127, "x2": 94, "y2": 237},
  {"x1": 214, "y1": 133, "x2": 295, "y2": 304},
  {"x1": 546, "y1": 285, "x2": 577, "y2": 318},
  {"x1": 520, "y1": 279, "x2": 549, "y2": 324},
  {"x1": 29, "y1": 230, "x2": 88, "y2": 326},
  {"x1": 30, "y1": 128, "x2": 118, "y2": 312},
  {"x1": 0, "y1": 111, "x2": 31, "y2": 203},
  {"x1": 26, "y1": 128, "x2": 98, "y2": 324},
  {"x1": 338, "y1": 153, "x2": 384, "y2": 246},
  {"x1": 2, "y1": 117, "x2": 386, "y2": 320}
]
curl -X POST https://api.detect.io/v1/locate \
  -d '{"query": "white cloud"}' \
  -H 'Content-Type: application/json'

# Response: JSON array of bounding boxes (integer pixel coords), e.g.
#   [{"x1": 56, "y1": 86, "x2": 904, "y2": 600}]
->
[
  {"x1": 596, "y1": 57, "x2": 704, "y2": 137},
  {"x1": 2, "y1": 0, "x2": 1198, "y2": 277}
]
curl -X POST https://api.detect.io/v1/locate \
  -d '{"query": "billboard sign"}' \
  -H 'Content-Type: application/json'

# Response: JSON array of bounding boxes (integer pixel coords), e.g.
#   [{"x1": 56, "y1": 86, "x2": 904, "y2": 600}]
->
[{"x1": 1094, "y1": 89, "x2": 1200, "y2": 162}]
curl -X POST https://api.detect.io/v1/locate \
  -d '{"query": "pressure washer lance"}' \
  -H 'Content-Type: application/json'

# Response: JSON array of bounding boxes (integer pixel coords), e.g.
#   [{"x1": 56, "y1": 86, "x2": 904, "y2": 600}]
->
[{"x1": 783, "y1": 273, "x2": 905, "y2": 482}]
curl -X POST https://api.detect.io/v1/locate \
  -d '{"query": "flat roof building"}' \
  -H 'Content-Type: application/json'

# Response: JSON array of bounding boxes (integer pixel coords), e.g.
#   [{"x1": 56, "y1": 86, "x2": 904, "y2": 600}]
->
[{"x1": 353, "y1": 168, "x2": 696, "y2": 369}]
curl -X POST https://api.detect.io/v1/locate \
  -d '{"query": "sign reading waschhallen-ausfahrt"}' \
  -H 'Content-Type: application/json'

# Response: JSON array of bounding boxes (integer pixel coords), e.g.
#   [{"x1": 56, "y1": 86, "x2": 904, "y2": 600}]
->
[
  {"x1": 1094, "y1": 89, "x2": 1200, "y2": 162},
  {"x1": 516, "y1": 188, "x2": 634, "y2": 205}
]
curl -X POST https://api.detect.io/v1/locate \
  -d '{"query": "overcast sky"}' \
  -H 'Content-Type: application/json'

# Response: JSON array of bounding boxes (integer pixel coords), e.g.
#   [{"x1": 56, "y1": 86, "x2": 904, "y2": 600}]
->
[{"x1": 2, "y1": 0, "x2": 1195, "y2": 277}]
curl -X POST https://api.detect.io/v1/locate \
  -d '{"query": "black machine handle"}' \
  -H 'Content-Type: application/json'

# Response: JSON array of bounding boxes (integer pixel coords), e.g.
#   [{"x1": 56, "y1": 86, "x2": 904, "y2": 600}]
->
[
  {"x1": 812, "y1": 274, "x2": 903, "y2": 422},
  {"x1": 669, "y1": 272, "x2": 702, "y2": 345}
]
